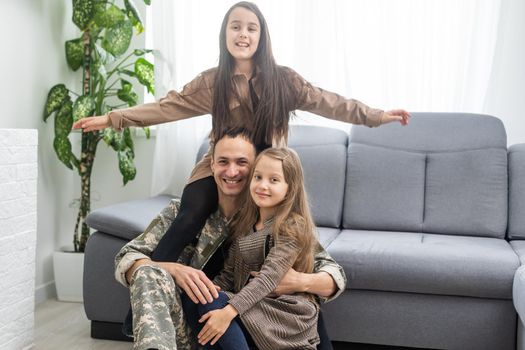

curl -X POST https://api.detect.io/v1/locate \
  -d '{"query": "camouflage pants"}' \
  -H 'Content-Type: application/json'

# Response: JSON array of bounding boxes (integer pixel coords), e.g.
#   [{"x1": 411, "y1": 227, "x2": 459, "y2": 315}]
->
[{"x1": 130, "y1": 265, "x2": 197, "y2": 350}]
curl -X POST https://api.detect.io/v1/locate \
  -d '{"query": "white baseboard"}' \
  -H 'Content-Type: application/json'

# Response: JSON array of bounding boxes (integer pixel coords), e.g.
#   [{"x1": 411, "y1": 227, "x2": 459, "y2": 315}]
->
[{"x1": 35, "y1": 281, "x2": 56, "y2": 304}]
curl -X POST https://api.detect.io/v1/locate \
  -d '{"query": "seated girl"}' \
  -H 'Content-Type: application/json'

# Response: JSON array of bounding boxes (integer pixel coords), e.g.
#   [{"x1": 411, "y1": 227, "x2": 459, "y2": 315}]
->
[{"x1": 194, "y1": 147, "x2": 321, "y2": 350}]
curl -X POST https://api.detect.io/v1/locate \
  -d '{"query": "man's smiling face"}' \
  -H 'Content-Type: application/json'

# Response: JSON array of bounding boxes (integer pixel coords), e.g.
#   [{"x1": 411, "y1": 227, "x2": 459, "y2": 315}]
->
[{"x1": 211, "y1": 135, "x2": 256, "y2": 198}]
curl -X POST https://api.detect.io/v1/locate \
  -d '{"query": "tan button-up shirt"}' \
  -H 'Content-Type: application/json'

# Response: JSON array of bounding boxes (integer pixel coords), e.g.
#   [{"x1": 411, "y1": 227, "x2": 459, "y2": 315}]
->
[{"x1": 108, "y1": 66, "x2": 384, "y2": 183}]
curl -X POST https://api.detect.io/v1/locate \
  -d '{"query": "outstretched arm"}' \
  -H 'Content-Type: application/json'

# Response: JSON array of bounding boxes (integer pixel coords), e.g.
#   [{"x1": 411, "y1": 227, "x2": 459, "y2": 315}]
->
[{"x1": 72, "y1": 71, "x2": 213, "y2": 132}]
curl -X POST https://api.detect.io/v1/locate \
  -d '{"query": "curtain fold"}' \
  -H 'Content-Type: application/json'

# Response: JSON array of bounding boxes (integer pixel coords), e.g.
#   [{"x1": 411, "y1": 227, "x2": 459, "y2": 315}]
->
[{"x1": 149, "y1": 0, "x2": 501, "y2": 196}]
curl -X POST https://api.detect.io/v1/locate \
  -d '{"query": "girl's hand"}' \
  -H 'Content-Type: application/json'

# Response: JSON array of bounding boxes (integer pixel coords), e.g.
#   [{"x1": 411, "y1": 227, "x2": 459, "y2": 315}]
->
[
  {"x1": 198, "y1": 305, "x2": 238, "y2": 346},
  {"x1": 72, "y1": 115, "x2": 111, "y2": 132},
  {"x1": 381, "y1": 109, "x2": 411, "y2": 126}
]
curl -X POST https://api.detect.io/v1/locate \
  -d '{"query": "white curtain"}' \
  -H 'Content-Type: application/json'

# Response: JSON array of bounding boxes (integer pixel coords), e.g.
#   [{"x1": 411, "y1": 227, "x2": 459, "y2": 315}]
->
[{"x1": 149, "y1": 0, "x2": 501, "y2": 196}]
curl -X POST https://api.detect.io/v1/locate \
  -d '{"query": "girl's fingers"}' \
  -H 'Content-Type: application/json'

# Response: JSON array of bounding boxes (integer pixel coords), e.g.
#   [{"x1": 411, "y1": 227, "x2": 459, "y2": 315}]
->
[
  {"x1": 199, "y1": 312, "x2": 211, "y2": 323},
  {"x1": 210, "y1": 332, "x2": 223, "y2": 345},
  {"x1": 198, "y1": 325, "x2": 215, "y2": 345}
]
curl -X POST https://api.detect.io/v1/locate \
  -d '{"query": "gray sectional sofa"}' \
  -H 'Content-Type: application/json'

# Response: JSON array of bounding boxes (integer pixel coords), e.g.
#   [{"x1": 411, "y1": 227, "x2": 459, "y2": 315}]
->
[{"x1": 83, "y1": 113, "x2": 525, "y2": 349}]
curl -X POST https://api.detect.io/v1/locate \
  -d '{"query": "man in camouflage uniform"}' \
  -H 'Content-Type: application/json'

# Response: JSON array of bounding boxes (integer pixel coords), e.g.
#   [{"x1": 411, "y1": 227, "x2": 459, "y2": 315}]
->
[{"x1": 115, "y1": 128, "x2": 347, "y2": 350}]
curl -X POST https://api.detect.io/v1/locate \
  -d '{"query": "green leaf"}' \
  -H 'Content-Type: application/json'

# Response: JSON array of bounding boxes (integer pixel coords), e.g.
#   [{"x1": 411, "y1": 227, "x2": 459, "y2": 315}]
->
[
  {"x1": 72, "y1": 0, "x2": 95, "y2": 30},
  {"x1": 135, "y1": 57, "x2": 154, "y2": 94},
  {"x1": 123, "y1": 128, "x2": 135, "y2": 156},
  {"x1": 143, "y1": 0, "x2": 151, "y2": 5},
  {"x1": 103, "y1": 128, "x2": 116, "y2": 147},
  {"x1": 143, "y1": 127, "x2": 151, "y2": 139},
  {"x1": 102, "y1": 20, "x2": 133, "y2": 57},
  {"x1": 44, "y1": 84, "x2": 69, "y2": 121},
  {"x1": 65, "y1": 39, "x2": 83, "y2": 71},
  {"x1": 118, "y1": 69, "x2": 136, "y2": 77},
  {"x1": 124, "y1": 0, "x2": 144, "y2": 34},
  {"x1": 53, "y1": 136, "x2": 73, "y2": 170},
  {"x1": 118, "y1": 148, "x2": 136, "y2": 185},
  {"x1": 94, "y1": 4, "x2": 125, "y2": 28},
  {"x1": 55, "y1": 99, "x2": 74, "y2": 137},
  {"x1": 117, "y1": 79, "x2": 138, "y2": 106},
  {"x1": 72, "y1": 95, "x2": 96, "y2": 122},
  {"x1": 103, "y1": 128, "x2": 126, "y2": 151},
  {"x1": 133, "y1": 49, "x2": 153, "y2": 56},
  {"x1": 95, "y1": 43, "x2": 115, "y2": 65}
]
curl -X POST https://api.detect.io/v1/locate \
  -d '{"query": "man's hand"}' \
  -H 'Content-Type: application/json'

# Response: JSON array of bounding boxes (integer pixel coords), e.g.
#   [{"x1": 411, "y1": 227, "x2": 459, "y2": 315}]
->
[
  {"x1": 251, "y1": 268, "x2": 337, "y2": 298},
  {"x1": 169, "y1": 263, "x2": 220, "y2": 304},
  {"x1": 72, "y1": 115, "x2": 111, "y2": 132},
  {"x1": 198, "y1": 305, "x2": 238, "y2": 346},
  {"x1": 381, "y1": 109, "x2": 411, "y2": 126}
]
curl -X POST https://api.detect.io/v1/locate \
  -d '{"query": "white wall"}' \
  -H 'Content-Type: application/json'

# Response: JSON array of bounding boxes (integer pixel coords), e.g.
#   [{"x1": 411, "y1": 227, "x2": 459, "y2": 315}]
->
[
  {"x1": 0, "y1": 129, "x2": 37, "y2": 349},
  {"x1": 485, "y1": 0, "x2": 525, "y2": 146},
  {"x1": 0, "y1": 1, "x2": 155, "y2": 303}
]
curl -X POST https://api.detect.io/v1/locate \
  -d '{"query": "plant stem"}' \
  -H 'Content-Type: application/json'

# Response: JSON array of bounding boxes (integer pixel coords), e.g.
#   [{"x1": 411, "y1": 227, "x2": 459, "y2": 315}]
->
[
  {"x1": 106, "y1": 51, "x2": 135, "y2": 79},
  {"x1": 74, "y1": 30, "x2": 98, "y2": 253}
]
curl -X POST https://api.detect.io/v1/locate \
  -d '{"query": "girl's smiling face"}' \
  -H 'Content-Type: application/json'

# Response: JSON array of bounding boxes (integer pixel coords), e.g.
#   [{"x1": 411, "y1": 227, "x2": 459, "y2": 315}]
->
[
  {"x1": 225, "y1": 7, "x2": 261, "y2": 64},
  {"x1": 250, "y1": 155, "x2": 289, "y2": 217}
]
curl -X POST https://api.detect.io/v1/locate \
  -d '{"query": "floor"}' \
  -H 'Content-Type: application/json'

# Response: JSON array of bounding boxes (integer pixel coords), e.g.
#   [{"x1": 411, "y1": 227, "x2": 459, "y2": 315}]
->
[
  {"x1": 34, "y1": 299, "x2": 415, "y2": 350},
  {"x1": 34, "y1": 299, "x2": 132, "y2": 350}
]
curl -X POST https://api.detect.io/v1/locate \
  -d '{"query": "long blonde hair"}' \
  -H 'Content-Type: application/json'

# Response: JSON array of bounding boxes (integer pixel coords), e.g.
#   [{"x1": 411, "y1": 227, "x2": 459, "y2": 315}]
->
[{"x1": 231, "y1": 147, "x2": 316, "y2": 273}]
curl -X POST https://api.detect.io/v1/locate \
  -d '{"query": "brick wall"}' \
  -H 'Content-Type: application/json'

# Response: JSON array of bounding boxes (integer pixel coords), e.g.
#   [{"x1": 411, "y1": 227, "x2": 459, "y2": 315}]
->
[{"x1": 0, "y1": 129, "x2": 37, "y2": 349}]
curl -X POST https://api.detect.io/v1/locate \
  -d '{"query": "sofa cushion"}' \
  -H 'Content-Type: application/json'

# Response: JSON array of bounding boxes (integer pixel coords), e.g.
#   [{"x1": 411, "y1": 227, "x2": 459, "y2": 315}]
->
[
  {"x1": 86, "y1": 195, "x2": 175, "y2": 240},
  {"x1": 295, "y1": 144, "x2": 346, "y2": 227},
  {"x1": 508, "y1": 144, "x2": 525, "y2": 240},
  {"x1": 289, "y1": 126, "x2": 348, "y2": 228},
  {"x1": 423, "y1": 149, "x2": 508, "y2": 238},
  {"x1": 344, "y1": 113, "x2": 509, "y2": 239},
  {"x1": 343, "y1": 144, "x2": 426, "y2": 232},
  {"x1": 327, "y1": 229, "x2": 519, "y2": 299}
]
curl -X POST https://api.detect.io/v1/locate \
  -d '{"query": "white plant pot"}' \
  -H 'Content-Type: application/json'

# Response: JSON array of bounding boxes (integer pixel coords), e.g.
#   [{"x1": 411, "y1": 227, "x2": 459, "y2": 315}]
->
[{"x1": 53, "y1": 248, "x2": 84, "y2": 302}]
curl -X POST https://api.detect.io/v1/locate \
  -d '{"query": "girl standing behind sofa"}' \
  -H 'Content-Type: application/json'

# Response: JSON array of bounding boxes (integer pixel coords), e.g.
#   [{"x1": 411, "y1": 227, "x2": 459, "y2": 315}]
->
[{"x1": 193, "y1": 147, "x2": 321, "y2": 350}]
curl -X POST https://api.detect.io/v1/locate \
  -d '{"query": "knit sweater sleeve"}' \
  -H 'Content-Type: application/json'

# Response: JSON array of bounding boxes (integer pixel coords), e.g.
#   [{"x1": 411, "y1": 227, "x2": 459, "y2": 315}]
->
[{"x1": 228, "y1": 236, "x2": 301, "y2": 316}]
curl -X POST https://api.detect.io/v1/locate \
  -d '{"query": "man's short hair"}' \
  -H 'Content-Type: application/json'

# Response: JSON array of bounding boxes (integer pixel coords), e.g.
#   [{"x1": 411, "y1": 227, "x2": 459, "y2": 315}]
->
[{"x1": 211, "y1": 127, "x2": 254, "y2": 157}]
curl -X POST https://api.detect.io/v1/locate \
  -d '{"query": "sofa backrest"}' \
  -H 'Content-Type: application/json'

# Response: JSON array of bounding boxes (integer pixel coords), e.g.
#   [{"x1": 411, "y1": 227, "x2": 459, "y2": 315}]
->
[
  {"x1": 343, "y1": 113, "x2": 509, "y2": 239},
  {"x1": 196, "y1": 125, "x2": 348, "y2": 228}
]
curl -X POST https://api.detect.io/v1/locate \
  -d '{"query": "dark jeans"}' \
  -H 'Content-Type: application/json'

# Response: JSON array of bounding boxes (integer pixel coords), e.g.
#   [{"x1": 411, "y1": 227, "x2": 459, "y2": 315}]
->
[{"x1": 181, "y1": 292, "x2": 333, "y2": 350}]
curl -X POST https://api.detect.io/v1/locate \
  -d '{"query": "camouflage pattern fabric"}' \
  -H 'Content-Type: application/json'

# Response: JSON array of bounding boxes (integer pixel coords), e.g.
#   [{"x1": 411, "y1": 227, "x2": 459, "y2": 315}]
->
[{"x1": 130, "y1": 265, "x2": 197, "y2": 350}]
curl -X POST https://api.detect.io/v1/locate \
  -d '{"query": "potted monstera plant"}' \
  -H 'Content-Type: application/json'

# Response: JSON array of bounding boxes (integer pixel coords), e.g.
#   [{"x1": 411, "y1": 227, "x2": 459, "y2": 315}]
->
[{"x1": 43, "y1": 0, "x2": 154, "y2": 301}]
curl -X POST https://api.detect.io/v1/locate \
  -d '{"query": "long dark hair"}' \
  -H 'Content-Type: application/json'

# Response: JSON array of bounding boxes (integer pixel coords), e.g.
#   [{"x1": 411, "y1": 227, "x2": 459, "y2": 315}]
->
[{"x1": 212, "y1": 2, "x2": 300, "y2": 147}]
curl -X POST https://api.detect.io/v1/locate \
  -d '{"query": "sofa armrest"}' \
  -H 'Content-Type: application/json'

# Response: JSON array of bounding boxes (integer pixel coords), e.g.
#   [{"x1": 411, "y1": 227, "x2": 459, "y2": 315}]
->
[
  {"x1": 509, "y1": 144, "x2": 525, "y2": 240},
  {"x1": 86, "y1": 194, "x2": 175, "y2": 241}
]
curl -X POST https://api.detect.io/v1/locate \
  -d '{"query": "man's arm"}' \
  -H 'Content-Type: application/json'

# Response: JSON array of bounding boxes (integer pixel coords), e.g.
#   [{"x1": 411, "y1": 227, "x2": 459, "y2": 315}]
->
[
  {"x1": 124, "y1": 258, "x2": 219, "y2": 304},
  {"x1": 115, "y1": 199, "x2": 219, "y2": 304},
  {"x1": 114, "y1": 200, "x2": 179, "y2": 287},
  {"x1": 259, "y1": 242, "x2": 346, "y2": 302}
]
